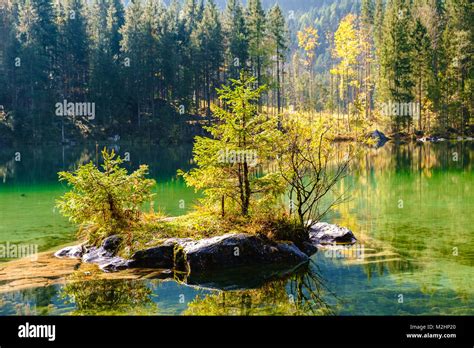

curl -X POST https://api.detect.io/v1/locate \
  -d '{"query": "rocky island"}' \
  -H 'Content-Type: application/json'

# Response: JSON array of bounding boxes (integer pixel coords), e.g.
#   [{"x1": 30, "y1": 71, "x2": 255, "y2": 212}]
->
[{"x1": 54, "y1": 222, "x2": 356, "y2": 287}]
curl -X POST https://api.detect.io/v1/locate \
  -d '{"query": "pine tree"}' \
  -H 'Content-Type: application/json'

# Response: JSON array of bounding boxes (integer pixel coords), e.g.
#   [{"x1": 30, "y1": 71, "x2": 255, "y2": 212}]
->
[
  {"x1": 268, "y1": 4, "x2": 287, "y2": 121},
  {"x1": 179, "y1": 0, "x2": 199, "y2": 110},
  {"x1": 156, "y1": 0, "x2": 181, "y2": 103},
  {"x1": 373, "y1": 0, "x2": 384, "y2": 103},
  {"x1": 411, "y1": 17, "x2": 432, "y2": 131},
  {"x1": 360, "y1": 0, "x2": 374, "y2": 120},
  {"x1": 223, "y1": 0, "x2": 248, "y2": 80},
  {"x1": 0, "y1": 0, "x2": 20, "y2": 114},
  {"x1": 380, "y1": 0, "x2": 415, "y2": 132},
  {"x1": 192, "y1": 0, "x2": 223, "y2": 118},
  {"x1": 361, "y1": 0, "x2": 374, "y2": 25},
  {"x1": 413, "y1": 0, "x2": 445, "y2": 131},
  {"x1": 141, "y1": 0, "x2": 161, "y2": 126},
  {"x1": 182, "y1": 0, "x2": 207, "y2": 111},
  {"x1": 89, "y1": 0, "x2": 125, "y2": 129},
  {"x1": 246, "y1": 0, "x2": 266, "y2": 90},
  {"x1": 182, "y1": 73, "x2": 283, "y2": 217},
  {"x1": 54, "y1": 0, "x2": 90, "y2": 142},
  {"x1": 373, "y1": 0, "x2": 384, "y2": 50},
  {"x1": 57, "y1": 0, "x2": 89, "y2": 100},
  {"x1": 16, "y1": 0, "x2": 58, "y2": 140},
  {"x1": 439, "y1": 0, "x2": 472, "y2": 134},
  {"x1": 120, "y1": 0, "x2": 144, "y2": 128},
  {"x1": 108, "y1": 0, "x2": 125, "y2": 58}
]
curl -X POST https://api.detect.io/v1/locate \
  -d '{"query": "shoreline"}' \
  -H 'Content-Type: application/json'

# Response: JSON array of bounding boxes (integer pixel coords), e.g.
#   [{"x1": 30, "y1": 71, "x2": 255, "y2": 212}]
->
[{"x1": 1, "y1": 133, "x2": 473, "y2": 148}]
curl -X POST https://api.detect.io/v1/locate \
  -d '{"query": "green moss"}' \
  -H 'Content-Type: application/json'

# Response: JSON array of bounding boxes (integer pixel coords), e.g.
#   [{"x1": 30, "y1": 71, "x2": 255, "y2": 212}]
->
[{"x1": 172, "y1": 243, "x2": 189, "y2": 275}]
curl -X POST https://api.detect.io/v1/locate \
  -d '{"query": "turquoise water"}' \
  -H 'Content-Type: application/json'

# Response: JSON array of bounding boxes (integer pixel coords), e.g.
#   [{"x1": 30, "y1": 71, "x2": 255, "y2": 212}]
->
[
  {"x1": 0, "y1": 144, "x2": 196, "y2": 252},
  {"x1": 0, "y1": 142, "x2": 473, "y2": 315}
]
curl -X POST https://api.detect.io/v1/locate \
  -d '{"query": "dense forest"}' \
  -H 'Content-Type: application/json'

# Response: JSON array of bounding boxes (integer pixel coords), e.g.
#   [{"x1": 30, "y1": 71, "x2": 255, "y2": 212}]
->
[{"x1": 0, "y1": 0, "x2": 472, "y2": 144}]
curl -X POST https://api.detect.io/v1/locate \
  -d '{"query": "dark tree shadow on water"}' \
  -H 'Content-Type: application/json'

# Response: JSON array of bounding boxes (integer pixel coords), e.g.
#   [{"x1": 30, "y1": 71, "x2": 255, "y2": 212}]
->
[
  {"x1": 182, "y1": 262, "x2": 337, "y2": 316},
  {"x1": 58, "y1": 259, "x2": 339, "y2": 316},
  {"x1": 287, "y1": 261, "x2": 339, "y2": 315}
]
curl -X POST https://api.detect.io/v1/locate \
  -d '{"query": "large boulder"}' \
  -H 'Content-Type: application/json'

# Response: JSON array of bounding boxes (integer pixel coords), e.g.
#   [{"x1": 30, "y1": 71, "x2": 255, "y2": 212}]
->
[
  {"x1": 129, "y1": 238, "x2": 192, "y2": 268},
  {"x1": 367, "y1": 129, "x2": 389, "y2": 147},
  {"x1": 179, "y1": 233, "x2": 309, "y2": 274},
  {"x1": 128, "y1": 234, "x2": 309, "y2": 273},
  {"x1": 309, "y1": 222, "x2": 356, "y2": 246}
]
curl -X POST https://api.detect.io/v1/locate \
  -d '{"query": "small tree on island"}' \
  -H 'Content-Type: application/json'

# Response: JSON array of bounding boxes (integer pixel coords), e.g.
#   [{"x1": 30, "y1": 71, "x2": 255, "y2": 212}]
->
[
  {"x1": 277, "y1": 118, "x2": 353, "y2": 236},
  {"x1": 181, "y1": 72, "x2": 285, "y2": 217},
  {"x1": 56, "y1": 148, "x2": 156, "y2": 245}
]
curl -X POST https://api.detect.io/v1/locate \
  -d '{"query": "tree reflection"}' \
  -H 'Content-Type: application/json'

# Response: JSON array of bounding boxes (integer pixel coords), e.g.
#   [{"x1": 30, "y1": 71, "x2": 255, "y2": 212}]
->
[
  {"x1": 1, "y1": 285, "x2": 59, "y2": 315},
  {"x1": 184, "y1": 264, "x2": 335, "y2": 315},
  {"x1": 0, "y1": 143, "x2": 194, "y2": 185},
  {"x1": 61, "y1": 270, "x2": 157, "y2": 315},
  {"x1": 329, "y1": 142, "x2": 474, "y2": 296}
]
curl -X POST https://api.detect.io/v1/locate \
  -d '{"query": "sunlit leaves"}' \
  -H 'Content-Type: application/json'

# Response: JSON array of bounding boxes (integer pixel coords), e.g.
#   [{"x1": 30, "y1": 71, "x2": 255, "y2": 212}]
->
[{"x1": 297, "y1": 26, "x2": 319, "y2": 67}]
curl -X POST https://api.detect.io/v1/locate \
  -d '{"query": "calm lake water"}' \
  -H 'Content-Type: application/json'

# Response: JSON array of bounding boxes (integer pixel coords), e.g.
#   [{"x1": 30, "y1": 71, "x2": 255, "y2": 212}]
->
[{"x1": 0, "y1": 141, "x2": 473, "y2": 315}]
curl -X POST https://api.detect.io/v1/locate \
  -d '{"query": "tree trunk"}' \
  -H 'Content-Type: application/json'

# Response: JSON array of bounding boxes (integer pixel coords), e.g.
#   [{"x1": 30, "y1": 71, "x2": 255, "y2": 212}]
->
[
  {"x1": 221, "y1": 195, "x2": 225, "y2": 217},
  {"x1": 243, "y1": 160, "x2": 250, "y2": 216},
  {"x1": 276, "y1": 48, "x2": 281, "y2": 126},
  {"x1": 418, "y1": 72, "x2": 422, "y2": 131}
]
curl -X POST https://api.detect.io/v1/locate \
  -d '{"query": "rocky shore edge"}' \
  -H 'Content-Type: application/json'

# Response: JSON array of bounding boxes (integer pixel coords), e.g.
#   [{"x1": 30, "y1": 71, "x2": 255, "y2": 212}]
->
[{"x1": 55, "y1": 222, "x2": 357, "y2": 275}]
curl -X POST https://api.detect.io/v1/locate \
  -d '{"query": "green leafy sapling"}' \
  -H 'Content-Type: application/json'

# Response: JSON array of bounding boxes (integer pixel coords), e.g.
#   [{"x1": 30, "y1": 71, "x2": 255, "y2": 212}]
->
[{"x1": 56, "y1": 148, "x2": 156, "y2": 246}]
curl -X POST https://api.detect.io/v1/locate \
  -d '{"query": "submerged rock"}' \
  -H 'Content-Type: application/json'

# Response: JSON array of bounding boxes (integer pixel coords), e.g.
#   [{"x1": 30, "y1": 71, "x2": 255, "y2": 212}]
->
[{"x1": 309, "y1": 222, "x2": 356, "y2": 246}]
